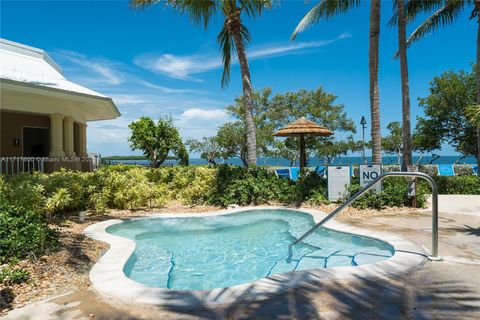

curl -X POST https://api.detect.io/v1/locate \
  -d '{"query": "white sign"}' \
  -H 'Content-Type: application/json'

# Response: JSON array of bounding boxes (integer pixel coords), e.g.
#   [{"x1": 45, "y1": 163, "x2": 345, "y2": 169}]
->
[
  {"x1": 407, "y1": 165, "x2": 418, "y2": 197},
  {"x1": 407, "y1": 181, "x2": 416, "y2": 197},
  {"x1": 359, "y1": 165, "x2": 382, "y2": 193},
  {"x1": 327, "y1": 166, "x2": 351, "y2": 201}
]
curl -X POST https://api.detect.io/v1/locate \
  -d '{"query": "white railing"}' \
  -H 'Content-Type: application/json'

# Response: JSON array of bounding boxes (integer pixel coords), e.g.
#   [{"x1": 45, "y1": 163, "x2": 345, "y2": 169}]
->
[
  {"x1": 0, "y1": 157, "x2": 46, "y2": 175},
  {"x1": 289, "y1": 172, "x2": 442, "y2": 261}
]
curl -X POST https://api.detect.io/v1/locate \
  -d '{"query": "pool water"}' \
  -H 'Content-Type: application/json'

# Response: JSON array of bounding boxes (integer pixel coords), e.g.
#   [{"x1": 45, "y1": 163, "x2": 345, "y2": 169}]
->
[{"x1": 107, "y1": 209, "x2": 394, "y2": 290}]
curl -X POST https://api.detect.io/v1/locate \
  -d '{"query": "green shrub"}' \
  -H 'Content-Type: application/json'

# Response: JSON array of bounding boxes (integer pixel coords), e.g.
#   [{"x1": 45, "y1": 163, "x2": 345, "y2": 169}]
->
[
  {"x1": 40, "y1": 169, "x2": 89, "y2": 211},
  {"x1": 1, "y1": 165, "x2": 477, "y2": 216},
  {"x1": 0, "y1": 265, "x2": 30, "y2": 285},
  {"x1": 99, "y1": 167, "x2": 155, "y2": 209},
  {"x1": 347, "y1": 177, "x2": 428, "y2": 209},
  {"x1": 0, "y1": 204, "x2": 58, "y2": 264},
  {"x1": 211, "y1": 165, "x2": 293, "y2": 206},
  {"x1": 2, "y1": 173, "x2": 46, "y2": 212},
  {"x1": 45, "y1": 188, "x2": 72, "y2": 218},
  {"x1": 434, "y1": 176, "x2": 480, "y2": 194}
]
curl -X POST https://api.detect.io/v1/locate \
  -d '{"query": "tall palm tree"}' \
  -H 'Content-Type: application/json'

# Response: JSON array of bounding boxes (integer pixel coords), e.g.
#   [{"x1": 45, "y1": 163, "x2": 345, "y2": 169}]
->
[
  {"x1": 291, "y1": 0, "x2": 383, "y2": 164},
  {"x1": 395, "y1": 0, "x2": 413, "y2": 170},
  {"x1": 401, "y1": 0, "x2": 480, "y2": 166},
  {"x1": 131, "y1": 0, "x2": 272, "y2": 166}
]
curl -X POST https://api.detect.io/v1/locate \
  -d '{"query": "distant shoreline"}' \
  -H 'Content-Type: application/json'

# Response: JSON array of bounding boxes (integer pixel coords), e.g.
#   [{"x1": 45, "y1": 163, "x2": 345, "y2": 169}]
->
[
  {"x1": 102, "y1": 155, "x2": 477, "y2": 166},
  {"x1": 103, "y1": 155, "x2": 176, "y2": 161}
]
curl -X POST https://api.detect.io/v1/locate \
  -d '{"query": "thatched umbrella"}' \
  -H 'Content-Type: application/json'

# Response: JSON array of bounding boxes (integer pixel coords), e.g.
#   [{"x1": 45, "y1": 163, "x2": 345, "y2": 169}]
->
[{"x1": 274, "y1": 117, "x2": 333, "y2": 170}]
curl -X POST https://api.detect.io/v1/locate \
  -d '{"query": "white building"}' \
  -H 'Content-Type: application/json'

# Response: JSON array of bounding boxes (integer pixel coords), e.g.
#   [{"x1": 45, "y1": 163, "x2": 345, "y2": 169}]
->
[{"x1": 0, "y1": 38, "x2": 120, "y2": 172}]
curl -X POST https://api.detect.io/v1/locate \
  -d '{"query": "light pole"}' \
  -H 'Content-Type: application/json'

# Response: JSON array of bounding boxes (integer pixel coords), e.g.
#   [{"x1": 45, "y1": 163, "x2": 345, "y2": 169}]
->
[{"x1": 360, "y1": 116, "x2": 367, "y2": 163}]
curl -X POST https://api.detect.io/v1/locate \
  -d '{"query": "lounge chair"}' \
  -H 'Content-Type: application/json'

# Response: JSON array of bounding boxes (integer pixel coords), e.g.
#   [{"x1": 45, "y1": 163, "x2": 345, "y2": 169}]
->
[
  {"x1": 275, "y1": 168, "x2": 291, "y2": 179},
  {"x1": 315, "y1": 165, "x2": 327, "y2": 177},
  {"x1": 290, "y1": 167, "x2": 300, "y2": 181},
  {"x1": 437, "y1": 164, "x2": 455, "y2": 176}
]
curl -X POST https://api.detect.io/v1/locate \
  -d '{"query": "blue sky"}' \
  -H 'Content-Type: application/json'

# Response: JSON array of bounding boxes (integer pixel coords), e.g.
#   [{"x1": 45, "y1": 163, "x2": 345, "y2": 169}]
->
[{"x1": 1, "y1": 0, "x2": 475, "y2": 157}]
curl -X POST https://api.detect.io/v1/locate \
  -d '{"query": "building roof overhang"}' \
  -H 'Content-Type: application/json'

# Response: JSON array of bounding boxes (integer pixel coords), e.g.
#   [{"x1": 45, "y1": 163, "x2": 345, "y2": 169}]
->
[
  {"x1": 1, "y1": 78, "x2": 120, "y2": 122},
  {"x1": 0, "y1": 38, "x2": 120, "y2": 122}
]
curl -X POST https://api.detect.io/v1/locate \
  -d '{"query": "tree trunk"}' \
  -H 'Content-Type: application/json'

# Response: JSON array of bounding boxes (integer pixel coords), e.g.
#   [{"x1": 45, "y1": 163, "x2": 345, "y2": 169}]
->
[
  {"x1": 369, "y1": 0, "x2": 382, "y2": 164},
  {"x1": 397, "y1": 0, "x2": 413, "y2": 171},
  {"x1": 232, "y1": 30, "x2": 257, "y2": 166},
  {"x1": 477, "y1": 5, "x2": 480, "y2": 168},
  {"x1": 299, "y1": 134, "x2": 306, "y2": 170}
]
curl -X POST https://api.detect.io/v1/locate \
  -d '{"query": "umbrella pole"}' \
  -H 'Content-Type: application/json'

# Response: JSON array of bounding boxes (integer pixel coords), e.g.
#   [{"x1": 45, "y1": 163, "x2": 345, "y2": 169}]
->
[{"x1": 299, "y1": 134, "x2": 306, "y2": 170}]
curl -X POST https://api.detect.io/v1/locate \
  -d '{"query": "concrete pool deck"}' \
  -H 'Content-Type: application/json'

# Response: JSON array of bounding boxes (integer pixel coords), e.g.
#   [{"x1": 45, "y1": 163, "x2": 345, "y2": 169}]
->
[{"x1": 3, "y1": 201, "x2": 480, "y2": 319}]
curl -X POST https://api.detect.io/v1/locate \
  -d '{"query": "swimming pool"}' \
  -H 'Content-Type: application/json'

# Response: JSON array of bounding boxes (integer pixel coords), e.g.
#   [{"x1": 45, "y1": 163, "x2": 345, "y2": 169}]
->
[
  {"x1": 84, "y1": 207, "x2": 426, "y2": 307},
  {"x1": 106, "y1": 209, "x2": 393, "y2": 290}
]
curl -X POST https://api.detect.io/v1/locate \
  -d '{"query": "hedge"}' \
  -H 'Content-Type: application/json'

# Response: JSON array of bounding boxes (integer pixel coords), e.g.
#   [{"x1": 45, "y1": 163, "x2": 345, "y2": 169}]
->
[{"x1": 2, "y1": 165, "x2": 477, "y2": 215}]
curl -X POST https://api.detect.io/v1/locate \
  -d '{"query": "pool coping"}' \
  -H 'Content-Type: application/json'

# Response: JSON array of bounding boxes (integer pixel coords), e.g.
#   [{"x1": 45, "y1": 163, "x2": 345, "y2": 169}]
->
[{"x1": 83, "y1": 206, "x2": 428, "y2": 308}]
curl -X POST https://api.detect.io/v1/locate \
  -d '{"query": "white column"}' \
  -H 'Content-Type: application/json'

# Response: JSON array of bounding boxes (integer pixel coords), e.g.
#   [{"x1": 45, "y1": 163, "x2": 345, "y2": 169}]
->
[
  {"x1": 78, "y1": 123, "x2": 88, "y2": 157},
  {"x1": 63, "y1": 116, "x2": 76, "y2": 157},
  {"x1": 49, "y1": 114, "x2": 65, "y2": 157}
]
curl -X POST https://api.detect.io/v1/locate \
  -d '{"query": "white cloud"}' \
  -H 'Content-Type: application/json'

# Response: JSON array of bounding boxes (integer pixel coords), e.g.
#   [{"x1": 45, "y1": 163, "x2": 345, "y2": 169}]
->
[
  {"x1": 179, "y1": 108, "x2": 228, "y2": 121},
  {"x1": 134, "y1": 33, "x2": 352, "y2": 81},
  {"x1": 134, "y1": 53, "x2": 219, "y2": 81},
  {"x1": 174, "y1": 108, "x2": 231, "y2": 139},
  {"x1": 54, "y1": 50, "x2": 125, "y2": 85},
  {"x1": 110, "y1": 94, "x2": 149, "y2": 105},
  {"x1": 249, "y1": 32, "x2": 352, "y2": 59},
  {"x1": 140, "y1": 80, "x2": 206, "y2": 94}
]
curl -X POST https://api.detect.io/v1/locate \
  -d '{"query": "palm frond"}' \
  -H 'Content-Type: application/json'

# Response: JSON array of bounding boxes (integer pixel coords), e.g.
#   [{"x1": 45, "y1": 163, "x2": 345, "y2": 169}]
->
[
  {"x1": 130, "y1": 0, "x2": 161, "y2": 9},
  {"x1": 388, "y1": 0, "x2": 443, "y2": 27},
  {"x1": 130, "y1": 0, "x2": 216, "y2": 29},
  {"x1": 239, "y1": 23, "x2": 251, "y2": 47},
  {"x1": 217, "y1": 25, "x2": 234, "y2": 87},
  {"x1": 291, "y1": 0, "x2": 361, "y2": 40},
  {"x1": 407, "y1": 0, "x2": 466, "y2": 46},
  {"x1": 239, "y1": 0, "x2": 274, "y2": 17},
  {"x1": 169, "y1": 0, "x2": 217, "y2": 29},
  {"x1": 217, "y1": 21, "x2": 251, "y2": 87}
]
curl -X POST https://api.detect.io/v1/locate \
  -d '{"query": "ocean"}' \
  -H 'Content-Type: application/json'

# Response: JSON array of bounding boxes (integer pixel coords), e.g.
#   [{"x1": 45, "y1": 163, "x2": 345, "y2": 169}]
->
[{"x1": 104, "y1": 155, "x2": 478, "y2": 167}]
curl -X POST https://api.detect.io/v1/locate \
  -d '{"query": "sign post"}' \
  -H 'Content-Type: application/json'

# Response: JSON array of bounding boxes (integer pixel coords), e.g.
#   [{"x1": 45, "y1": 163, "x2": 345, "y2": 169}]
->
[
  {"x1": 327, "y1": 166, "x2": 351, "y2": 201},
  {"x1": 407, "y1": 165, "x2": 418, "y2": 207},
  {"x1": 359, "y1": 164, "x2": 382, "y2": 193}
]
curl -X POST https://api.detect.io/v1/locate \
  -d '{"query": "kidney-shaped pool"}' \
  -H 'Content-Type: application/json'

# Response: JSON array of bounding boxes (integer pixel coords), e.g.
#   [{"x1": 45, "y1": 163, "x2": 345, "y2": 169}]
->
[{"x1": 106, "y1": 209, "x2": 394, "y2": 290}]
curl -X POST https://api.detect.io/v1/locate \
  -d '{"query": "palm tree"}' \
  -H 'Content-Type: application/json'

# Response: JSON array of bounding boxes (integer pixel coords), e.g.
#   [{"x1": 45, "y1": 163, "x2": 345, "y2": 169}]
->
[
  {"x1": 394, "y1": 0, "x2": 413, "y2": 170},
  {"x1": 291, "y1": 0, "x2": 383, "y2": 165},
  {"x1": 131, "y1": 0, "x2": 273, "y2": 166},
  {"x1": 401, "y1": 0, "x2": 480, "y2": 166}
]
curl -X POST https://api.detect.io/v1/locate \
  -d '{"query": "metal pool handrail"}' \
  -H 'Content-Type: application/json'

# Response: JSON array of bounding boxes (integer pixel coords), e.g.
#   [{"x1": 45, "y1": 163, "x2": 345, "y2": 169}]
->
[{"x1": 289, "y1": 172, "x2": 442, "y2": 261}]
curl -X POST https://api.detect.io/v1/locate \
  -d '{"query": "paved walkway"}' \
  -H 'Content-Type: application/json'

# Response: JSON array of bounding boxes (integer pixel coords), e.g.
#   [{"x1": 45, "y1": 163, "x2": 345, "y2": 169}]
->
[
  {"x1": 3, "y1": 206, "x2": 480, "y2": 320},
  {"x1": 427, "y1": 194, "x2": 480, "y2": 215}
]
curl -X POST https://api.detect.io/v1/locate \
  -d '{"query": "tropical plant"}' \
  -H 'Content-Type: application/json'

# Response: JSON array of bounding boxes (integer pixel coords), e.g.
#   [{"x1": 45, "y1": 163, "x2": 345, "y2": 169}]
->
[
  {"x1": 412, "y1": 119, "x2": 442, "y2": 163},
  {"x1": 291, "y1": 0, "x2": 383, "y2": 164},
  {"x1": 224, "y1": 87, "x2": 357, "y2": 165},
  {"x1": 131, "y1": 0, "x2": 274, "y2": 166},
  {"x1": 316, "y1": 136, "x2": 362, "y2": 165},
  {"x1": 186, "y1": 137, "x2": 223, "y2": 165},
  {"x1": 128, "y1": 116, "x2": 189, "y2": 168},
  {"x1": 0, "y1": 203, "x2": 58, "y2": 263},
  {"x1": 216, "y1": 121, "x2": 248, "y2": 165},
  {"x1": 399, "y1": 0, "x2": 480, "y2": 166},
  {"x1": 266, "y1": 87, "x2": 357, "y2": 165},
  {"x1": 414, "y1": 66, "x2": 477, "y2": 159},
  {"x1": 382, "y1": 121, "x2": 403, "y2": 165},
  {"x1": 0, "y1": 265, "x2": 30, "y2": 285},
  {"x1": 466, "y1": 104, "x2": 480, "y2": 126}
]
